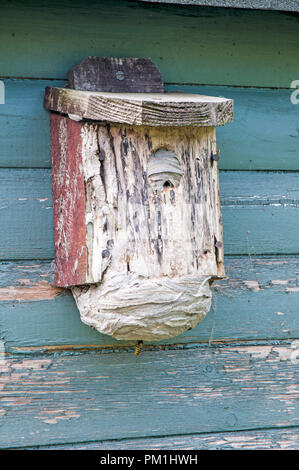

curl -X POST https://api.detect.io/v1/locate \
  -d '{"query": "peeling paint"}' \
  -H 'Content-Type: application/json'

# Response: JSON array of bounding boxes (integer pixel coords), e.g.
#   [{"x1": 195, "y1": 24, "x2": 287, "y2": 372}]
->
[
  {"x1": 271, "y1": 280, "x2": 289, "y2": 285},
  {"x1": 11, "y1": 359, "x2": 52, "y2": 370},
  {"x1": 0, "y1": 342, "x2": 297, "y2": 448},
  {"x1": 244, "y1": 280, "x2": 260, "y2": 292},
  {"x1": 0, "y1": 340, "x2": 5, "y2": 363},
  {"x1": 0, "y1": 281, "x2": 64, "y2": 301},
  {"x1": 36, "y1": 409, "x2": 81, "y2": 425},
  {"x1": 285, "y1": 287, "x2": 299, "y2": 293},
  {"x1": 273, "y1": 341, "x2": 299, "y2": 363}
]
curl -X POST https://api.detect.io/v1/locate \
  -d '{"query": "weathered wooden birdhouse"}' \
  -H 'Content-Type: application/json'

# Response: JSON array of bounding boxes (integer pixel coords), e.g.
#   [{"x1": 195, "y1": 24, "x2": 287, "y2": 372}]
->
[{"x1": 44, "y1": 57, "x2": 233, "y2": 342}]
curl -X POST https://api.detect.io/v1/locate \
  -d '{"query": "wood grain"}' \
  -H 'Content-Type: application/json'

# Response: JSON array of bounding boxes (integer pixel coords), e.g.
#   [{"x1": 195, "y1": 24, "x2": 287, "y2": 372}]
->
[
  {"x1": 44, "y1": 87, "x2": 233, "y2": 126},
  {"x1": 68, "y1": 56, "x2": 164, "y2": 93},
  {"x1": 0, "y1": 343, "x2": 298, "y2": 448},
  {"x1": 0, "y1": 256, "x2": 299, "y2": 352},
  {"x1": 0, "y1": 1, "x2": 298, "y2": 87},
  {"x1": 50, "y1": 114, "x2": 88, "y2": 286}
]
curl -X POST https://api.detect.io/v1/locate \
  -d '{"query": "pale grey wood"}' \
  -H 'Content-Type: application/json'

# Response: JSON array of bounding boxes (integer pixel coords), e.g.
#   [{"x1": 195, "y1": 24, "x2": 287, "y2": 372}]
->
[
  {"x1": 70, "y1": 124, "x2": 224, "y2": 341},
  {"x1": 139, "y1": 0, "x2": 299, "y2": 12},
  {"x1": 44, "y1": 87, "x2": 233, "y2": 127}
]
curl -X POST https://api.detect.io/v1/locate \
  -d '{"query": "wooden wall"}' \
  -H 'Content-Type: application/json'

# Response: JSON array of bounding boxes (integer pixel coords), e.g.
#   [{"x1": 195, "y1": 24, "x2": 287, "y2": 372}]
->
[{"x1": 0, "y1": 0, "x2": 298, "y2": 449}]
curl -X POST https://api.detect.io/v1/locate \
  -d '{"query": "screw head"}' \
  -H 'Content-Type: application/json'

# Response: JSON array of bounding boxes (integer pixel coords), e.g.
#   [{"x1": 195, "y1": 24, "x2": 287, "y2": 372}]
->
[
  {"x1": 102, "y1": 249, "x2": 110, "y2": 258},
  {"x1": 115, "y1": 70, "x2": 125, "y2": 81}
]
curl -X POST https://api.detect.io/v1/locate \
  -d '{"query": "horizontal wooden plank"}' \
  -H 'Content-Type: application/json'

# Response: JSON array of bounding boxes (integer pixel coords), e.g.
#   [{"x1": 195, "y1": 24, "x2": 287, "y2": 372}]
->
[
  {"x1": 139, "y1": 1, "x2": 299, "y2": 13},
  {"x1": 32, "y1": 427, "x2": 299, "y2": 450},
  {"x1": 0, "y1": 342, "x2": 298, "y2": 448},
  {"x1": 0, "y1": 1, "x2": 298, "y2": 88},
  {"x1": 220, "y1": 170, "x2": 299, "y2": 203},
  {"x1": 0, "y1": 256, "x2": 298, "y2": 352},
  {"x1": 1, "y1": 80, "x2": 298, "y2": 170},
  {"x1": 223, "y1": 205, "x2": 299, "y2": 255},
  {"x1": 1, "y1": 169, "x2": 299, "y2": 260},
  {"x1": 0, "y1": 169, "x2": 53, "y2": 259},
  {"x1": 0, "y1": 79, "x2": 65, "y2": 168},
  {"x1": 44, "y1": 86, "x2": 233, "y2": 126}
]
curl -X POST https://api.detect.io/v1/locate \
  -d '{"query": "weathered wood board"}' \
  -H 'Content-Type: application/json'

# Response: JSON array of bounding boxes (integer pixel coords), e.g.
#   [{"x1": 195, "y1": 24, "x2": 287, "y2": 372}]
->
[
  {"x1": 50, "y1": 115, "x2": 225, "y2": 287},
  {"x1": 44, "y1": 87, "x2": 233, "y2": 126},
  {"x1": 1, "y1": 80, "x2": 298, "y2": 170},
  {"x1": 1, "y1": 169, "x2": 299, "y2": 260},
  {"x1": 68, "y1": 56, "x2": 164, "y2": 93},
  {"x1": 50, "y1": 115, "x2": 88, "y2": 287},
  {"x1": 0, "y1": 256, "x2": 299, "y2": 352},
  {"x1": 0, "y1": 1, "x2": 298, "y2": 87},
  {"x1": 0, "y1": 343, "x2": 298, "y2": 448},
  {"x1": 32, "y1": 427, "x2": 299, "y2": 450}
]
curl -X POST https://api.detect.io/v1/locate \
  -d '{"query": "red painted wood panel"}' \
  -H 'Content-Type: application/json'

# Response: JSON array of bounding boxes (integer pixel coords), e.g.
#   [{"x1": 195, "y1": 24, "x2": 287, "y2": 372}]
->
[{"x1": 50, "y1": 114, "x2": 88, "y2": 287}]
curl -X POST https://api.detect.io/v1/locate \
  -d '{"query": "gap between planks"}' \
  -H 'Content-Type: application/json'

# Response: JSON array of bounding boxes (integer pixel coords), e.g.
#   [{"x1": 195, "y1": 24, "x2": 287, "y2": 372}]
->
[
  {"x1": 17, "y1": 425, "x2": 299, "y2": 450},
  {"x1": 0, "y1": 76, "x2": 291, "y2": 90},
  {"x1": 7, "y1": 338, "x2": 299, "y2": 356}
]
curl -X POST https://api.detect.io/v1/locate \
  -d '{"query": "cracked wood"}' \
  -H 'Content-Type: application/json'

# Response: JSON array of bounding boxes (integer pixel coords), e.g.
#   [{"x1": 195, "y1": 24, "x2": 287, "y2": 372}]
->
[
  {"x1": 44, "y1": 87, "x2": 233, "y2": 127},
  {"x1": 51, "y1": 118, "x2": 224, "y2": 288}
]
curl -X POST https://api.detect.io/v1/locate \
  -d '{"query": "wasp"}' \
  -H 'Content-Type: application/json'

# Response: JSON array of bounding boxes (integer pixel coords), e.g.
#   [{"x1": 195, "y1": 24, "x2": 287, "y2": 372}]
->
[{"x1": 134, "y1": 340, "x2": 143, "y2": 356}]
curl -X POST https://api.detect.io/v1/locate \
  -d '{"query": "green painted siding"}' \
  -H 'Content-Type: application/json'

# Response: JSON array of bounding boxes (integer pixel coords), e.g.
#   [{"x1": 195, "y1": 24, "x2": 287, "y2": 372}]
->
[
  {"x1": 1, "y1": 256, "x2": 299, "y2": 353},
  {"x1": 0, "y1": 0, "x2": 298, "y2": 449},
  {"x1": 0, "y1": 345, "x2": 298, "y2": 448},
  {"x1": 0, "y1": 1, "x2": 298, "y2": 87}
]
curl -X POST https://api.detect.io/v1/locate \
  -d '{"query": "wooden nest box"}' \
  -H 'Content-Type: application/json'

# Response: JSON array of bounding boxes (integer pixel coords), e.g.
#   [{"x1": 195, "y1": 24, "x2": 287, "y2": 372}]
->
[{"x1": 44, "y1": 57, "x2": 233, "y2": 342}]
